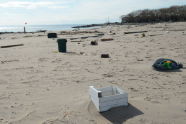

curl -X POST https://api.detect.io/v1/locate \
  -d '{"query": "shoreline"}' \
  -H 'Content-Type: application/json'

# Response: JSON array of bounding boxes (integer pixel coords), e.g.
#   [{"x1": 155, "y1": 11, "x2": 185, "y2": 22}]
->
[{"x1": 1, "y1": 21, "x2": 186, "y2": 34}]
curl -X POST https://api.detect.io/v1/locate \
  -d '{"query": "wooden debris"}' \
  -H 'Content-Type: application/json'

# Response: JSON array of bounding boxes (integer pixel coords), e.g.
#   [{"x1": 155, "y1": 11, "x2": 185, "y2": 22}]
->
[
  {"x1": 1, "y1": 60, "x2": 19, "y2": 64},
  {"x1": 80, "y1": 52, "x2": 85, "y2": 55},
  {"x1": 137, "y1": 59, "x2": 144, "y2": 61},
  {"x1": 90, "y1": 41, "x2": 98, "y2": 45},
  {"x1": 71, "y1": 40, "x2": 83, "y2": 42},
  {"x1": 60, "y1": 30, "x2": 99, "y2": 35},
  {"x1": 0, "y1": 44, "x2": 24, "y2": 48},
  {"x1": 149, "y1": 34, "x2": 163, "y2": 37},
  {"x1": 91, "y1": 35, "x2": 99, "y2": 38},
  {"x1": 97, "y1": 33, "x2": 104, "y2": 36},
  {"x1": 124, "y1": 31, "x2": 148, "y2": 34},
  {"x1": 142, "y1": 33, "x2": 145, "y2": 37},
  {"x1": 101, "y1": 54, "x2": 110, "y2": 58},
  {"x1": 110, "y1": 33, "x2": 116, "y2": 35},
  {"x1": 70, "y1": 38, "x2": 79, "y2": 40},
  {"x1": 37, "y1": 35, "x2": 45, "y2": 37},
  {"x1": 101, "y1": 38, "x2": 113, "y2": 41},
  {"x1": 81, "y1": 37, "x2": 88, "y2": 39}
]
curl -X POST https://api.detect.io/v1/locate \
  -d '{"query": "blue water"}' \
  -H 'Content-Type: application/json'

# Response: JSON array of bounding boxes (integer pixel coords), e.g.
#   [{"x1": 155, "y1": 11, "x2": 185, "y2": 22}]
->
[{"x1": 0, "y1": 24, "x2": 81, "y2": 32}]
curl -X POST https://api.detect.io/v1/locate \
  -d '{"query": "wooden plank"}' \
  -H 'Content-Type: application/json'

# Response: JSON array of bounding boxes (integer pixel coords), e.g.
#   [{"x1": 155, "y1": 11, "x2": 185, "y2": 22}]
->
[
  {"x1": 101, "y1": 38, "x2": 113, "y2": 41},
  {"x1": 0, "y1": 44, "x2": 24, "y2": 48},
  {"x1": 124, "y1": 31, "x2": 148, "y2": 34}
]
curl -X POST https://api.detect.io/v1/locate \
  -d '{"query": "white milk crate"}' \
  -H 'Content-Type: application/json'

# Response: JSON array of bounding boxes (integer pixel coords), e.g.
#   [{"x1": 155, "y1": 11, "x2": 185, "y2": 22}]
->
[{"x1": 89, "y1": 86, "x2": 128, "y2": 112}]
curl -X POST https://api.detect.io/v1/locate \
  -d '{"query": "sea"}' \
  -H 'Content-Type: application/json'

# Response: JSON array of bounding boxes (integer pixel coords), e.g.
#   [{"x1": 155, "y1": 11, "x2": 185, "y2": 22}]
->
[{"x1": 0, "y1": 24, "x2": 82, "y2": 32}]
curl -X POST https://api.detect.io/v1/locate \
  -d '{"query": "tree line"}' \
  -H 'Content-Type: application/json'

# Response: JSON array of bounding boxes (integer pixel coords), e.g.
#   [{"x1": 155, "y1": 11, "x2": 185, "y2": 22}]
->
[{"x1": 121, "y1": 5, "x2": 186, "y2": 23}]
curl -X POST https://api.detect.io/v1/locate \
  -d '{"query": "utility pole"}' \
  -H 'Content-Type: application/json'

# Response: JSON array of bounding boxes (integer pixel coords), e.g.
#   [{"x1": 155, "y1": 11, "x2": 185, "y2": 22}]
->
[{"x1": 24, "y1": 22, "x2": 27, "y2": 33}]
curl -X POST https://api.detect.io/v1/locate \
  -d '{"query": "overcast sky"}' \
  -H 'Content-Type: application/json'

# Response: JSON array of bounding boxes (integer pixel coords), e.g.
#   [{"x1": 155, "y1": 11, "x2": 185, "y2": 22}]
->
[{"x1": 0, "y1": 0, "x2": 186, "y2": 25}]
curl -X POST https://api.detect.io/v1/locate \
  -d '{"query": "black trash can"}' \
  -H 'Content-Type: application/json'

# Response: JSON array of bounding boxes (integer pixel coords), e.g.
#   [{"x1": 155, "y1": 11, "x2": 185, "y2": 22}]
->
[
  {"x1": 57, "y1": 39, "x2": 67, "y2": 53},
  {"x1": 48, "y1": 33, "x2": 57, "y2": 38}
]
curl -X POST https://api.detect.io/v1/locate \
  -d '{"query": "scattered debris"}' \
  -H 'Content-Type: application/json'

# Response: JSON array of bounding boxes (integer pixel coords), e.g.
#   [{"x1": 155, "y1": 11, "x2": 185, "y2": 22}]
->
[
  {"x1": 149, "y1": 34, "x2": 163, "y2": 37},
  {"x1": 124, "y1": 31, "x2": 148, "y2": 34},
  {"x1": 153, "y1": 58, "x2": 183, "y2": 71},
  {"x1": 167, "y1": 29, "x2": 185, "y2": 31},
  {"x1": 0, "y1": 44, "x2": 24, "y2": 48},
  {"x1": 101, "y1": 54, "x2": 110, "y2": 58},
  {"x1": 48, "y1": 33, "x2": 57, "y2": 38},
  {"x1": 70, "y1": 38, "x2": 79, "y2": 40},
  {"x1": 89, "y1": 86, "x2": 128, "y2": 112},
  {"x1": 97, "y1": 33, "x2": 104, "y2": 36},
  {"x1": 137, "y1": 59, "x2": 144, "y2": 61},
  {"x1": 23, "y1": 35, "x2": 33, "y2": 38},
  {"x1": 37, "y1": 35, "x2": 45, "y2": 37},
  {"x1": 81, "y1": 37, "x2": 89, "y2": 39},
  {"x1": 101, "y1": 38, "x2": 113, "y2": 41},
  {"x1": 1, "y1": 60, "x2": 19, "y2": 64},
  {"x1": 36, "y1": 30, "x2": 47, "y2": 33},
  {"x1": 142, "y1": 33, "x2": 145, "y2": 37},
  {"x1": 90, "y1": 41, "x2": 98, "y2": 45},
  {"x1": 110, "y1": 33, "x2": 116, "y2": 35},
  {"x1": 60, "y1": 30, "x2": 100, "y2": 35},
  {"x1": 91, "y1": 35, "x2": 99, "y2": 38},
  {"x1": 80, "y1": 52, "x2": 85, "y2": 55},
  {"x1": 71, "y1": 40, "x2": 83, "y2": 42}
]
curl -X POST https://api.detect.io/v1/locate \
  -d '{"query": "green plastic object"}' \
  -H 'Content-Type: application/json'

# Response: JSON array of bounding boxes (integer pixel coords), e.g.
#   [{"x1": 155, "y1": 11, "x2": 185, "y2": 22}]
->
[
  {"x1": 162, "y1": 61, "x2": 172, "y2": 69},
  {"x1": 57, "y1": 39, "x2": 67, "y2": 53}
]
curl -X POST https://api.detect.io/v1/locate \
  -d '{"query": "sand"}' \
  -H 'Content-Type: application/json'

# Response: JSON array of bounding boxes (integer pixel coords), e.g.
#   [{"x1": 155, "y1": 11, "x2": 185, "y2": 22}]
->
[{"x1": 0, "y1": 22, "x2": 186, "y2": 124}]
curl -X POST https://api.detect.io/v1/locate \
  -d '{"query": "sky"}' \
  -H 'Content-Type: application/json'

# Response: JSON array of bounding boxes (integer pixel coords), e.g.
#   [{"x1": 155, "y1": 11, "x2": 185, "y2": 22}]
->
[{"x1": 0, "y1": 0, "x2": 186, "y2": 25}]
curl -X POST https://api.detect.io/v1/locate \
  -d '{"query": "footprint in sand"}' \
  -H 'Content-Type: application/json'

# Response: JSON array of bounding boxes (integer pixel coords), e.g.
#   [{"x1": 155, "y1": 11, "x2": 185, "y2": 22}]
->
[{"x1": 87, "y1": 101, "x2": 107, "y2": 123}]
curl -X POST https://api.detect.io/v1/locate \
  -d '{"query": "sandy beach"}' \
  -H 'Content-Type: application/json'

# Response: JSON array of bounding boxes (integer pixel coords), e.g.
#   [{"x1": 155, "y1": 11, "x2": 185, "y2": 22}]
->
[{"x1": 0, "y1": 22, "x2": 186, "y2": 124}]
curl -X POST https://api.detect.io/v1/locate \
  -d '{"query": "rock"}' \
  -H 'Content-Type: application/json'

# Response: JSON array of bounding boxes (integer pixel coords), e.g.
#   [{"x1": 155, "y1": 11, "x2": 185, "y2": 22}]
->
[{"x1": 90, "y1": 41, "x2": 98, "y2": 45}]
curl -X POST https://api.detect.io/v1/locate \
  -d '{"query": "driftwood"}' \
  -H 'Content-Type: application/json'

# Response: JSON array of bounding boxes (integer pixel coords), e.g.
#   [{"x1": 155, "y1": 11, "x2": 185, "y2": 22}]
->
[
  {"x1": 60, "y1": 30, "x2": 99, "y2": 35},
  {"x1": 124, "y1": 31, "x2": 148, "y2": 34},
  {"x1": 149, "y1": 34, "x2": 163, "y2": 37},
  {"x1": 101, "y1": 38, "x2": 114, "y2": 41},
  {"x1": 70, "y1": 38, "x2": 79, "y2": 40},
  {"x1": 1, "y1": 60, "x2": 19, "y2": 64},
  {"x1": 0, "y1": 44, "x2": 24, "y2": 48},
  {"x1": 71, "y1": 40, "x2": 83, "y2": 42},
  {"x1": 97, "y1": 33, "x2": 104, "y2": 36},
  {"x1": 91, "y1": 35, "x2": 99, "y2": 38},
  {"x1": 81, "y1": 37, "x2": 89, "y2": 39}
]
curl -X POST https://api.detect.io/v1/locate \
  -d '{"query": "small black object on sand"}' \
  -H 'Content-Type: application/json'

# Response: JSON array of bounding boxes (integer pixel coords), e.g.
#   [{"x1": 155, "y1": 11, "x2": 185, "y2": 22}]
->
[
  {"x1": 101, "y1": 54, "x2": 110, "y2": 58},
  {"x1": 90, "y1": 41, "x2": 98, "y2": 45}
]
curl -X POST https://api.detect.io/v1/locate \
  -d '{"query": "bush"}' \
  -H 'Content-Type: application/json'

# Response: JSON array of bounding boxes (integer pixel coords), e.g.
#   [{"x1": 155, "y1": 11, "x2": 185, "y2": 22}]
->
[{"x1": 121, "y1": 5, "x2": 186, "y2": 23}]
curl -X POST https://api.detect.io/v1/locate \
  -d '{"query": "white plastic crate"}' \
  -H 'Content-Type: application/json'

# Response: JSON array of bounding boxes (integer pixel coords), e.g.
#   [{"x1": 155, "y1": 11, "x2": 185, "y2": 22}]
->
[{"x1": 89, "y1": 86, "x2": 128, "y2": 112}]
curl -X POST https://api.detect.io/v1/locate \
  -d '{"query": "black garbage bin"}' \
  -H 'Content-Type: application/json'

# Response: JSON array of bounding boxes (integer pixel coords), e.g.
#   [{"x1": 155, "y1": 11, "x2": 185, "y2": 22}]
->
[
  {"x1": 57, "y1": 39, "x2": 67, "y2": 53},
  {"x1": 48, "y1": 33, "x2": 57, "y2": 38}
]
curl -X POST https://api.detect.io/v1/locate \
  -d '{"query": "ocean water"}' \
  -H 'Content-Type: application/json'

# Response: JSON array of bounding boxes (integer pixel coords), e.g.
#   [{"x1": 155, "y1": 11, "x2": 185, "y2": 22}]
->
[{"x1": 0, "y1": 24, "x2": 81, "y2": 32}]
